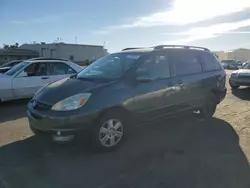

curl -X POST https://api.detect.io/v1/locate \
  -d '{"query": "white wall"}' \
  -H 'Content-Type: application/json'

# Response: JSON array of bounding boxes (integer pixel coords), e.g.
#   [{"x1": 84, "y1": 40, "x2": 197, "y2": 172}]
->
[
  {"x1": 19, "y1": 43, "x2": 106, "y2": 62},
  {"x1": 57, "y1": 44, "x2": 105, "y2": 62},
  {"x1": 19, "y1": 44, "x2": 59, "y2": 57}
]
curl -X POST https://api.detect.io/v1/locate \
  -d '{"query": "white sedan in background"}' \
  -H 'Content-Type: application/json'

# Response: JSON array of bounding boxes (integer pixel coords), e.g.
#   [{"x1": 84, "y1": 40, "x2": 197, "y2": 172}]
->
[{"x1": 0, "y1": 60, "x2": 83, "y2": 102}]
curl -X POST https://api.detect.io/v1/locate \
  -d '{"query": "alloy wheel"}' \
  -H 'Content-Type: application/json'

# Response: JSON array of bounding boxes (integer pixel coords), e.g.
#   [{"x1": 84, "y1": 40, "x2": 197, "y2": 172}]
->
[{"x1": 99, "y1": 119, "x2": 123, "y2": 147}]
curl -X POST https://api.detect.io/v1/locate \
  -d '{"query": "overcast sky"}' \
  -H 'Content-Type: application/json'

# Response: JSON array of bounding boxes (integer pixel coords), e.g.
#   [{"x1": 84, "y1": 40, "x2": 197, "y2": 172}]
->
[{"x1": 0, "y1": 0, "x2": 250, "y2": 52}]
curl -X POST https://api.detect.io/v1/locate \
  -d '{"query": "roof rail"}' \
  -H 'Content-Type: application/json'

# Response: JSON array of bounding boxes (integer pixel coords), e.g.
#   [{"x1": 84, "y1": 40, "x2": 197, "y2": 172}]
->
[
  {"x1": 122, "y1": 47, "x2": 145, "y2": 51},
  {"x1": 154, "y1": 45, "x2": 210, "y2": 51}
]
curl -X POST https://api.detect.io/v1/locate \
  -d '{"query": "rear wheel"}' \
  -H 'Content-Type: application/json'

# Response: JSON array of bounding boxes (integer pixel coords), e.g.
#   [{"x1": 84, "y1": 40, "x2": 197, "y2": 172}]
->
[
  {"x1": 197, "y1": 96, "x2": 217, "y2": 119},
  {"x1": 90, "y1": 111, "x2": 127, "y2": 151}
]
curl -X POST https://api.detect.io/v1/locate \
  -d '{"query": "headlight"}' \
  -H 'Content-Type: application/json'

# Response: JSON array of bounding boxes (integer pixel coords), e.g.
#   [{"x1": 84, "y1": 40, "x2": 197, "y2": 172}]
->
[
  {"x1": 230, "y1": 73, "x2": 238, "y2": 78},
  {"x1": 51, "y1": 93, "x2": 91, "y2": 111}
]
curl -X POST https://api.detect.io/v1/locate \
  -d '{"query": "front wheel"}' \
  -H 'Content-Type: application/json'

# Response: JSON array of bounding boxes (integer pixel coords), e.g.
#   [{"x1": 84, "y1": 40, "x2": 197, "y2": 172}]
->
[{"x1": 90, "y1": 111, "x2": 127, "y2": 151}]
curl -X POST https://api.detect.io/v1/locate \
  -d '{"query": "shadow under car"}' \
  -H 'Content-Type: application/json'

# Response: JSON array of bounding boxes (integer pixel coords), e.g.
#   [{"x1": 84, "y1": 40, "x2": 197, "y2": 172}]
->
[{"x1": 0, "y1": 116, "x2": 249, "y2": 188}]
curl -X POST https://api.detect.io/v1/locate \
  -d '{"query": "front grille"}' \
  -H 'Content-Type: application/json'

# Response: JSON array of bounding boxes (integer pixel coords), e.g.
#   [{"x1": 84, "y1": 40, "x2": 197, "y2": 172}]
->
[{"x1": 33, "y1": 100, "x2": 52, "y2": 111}]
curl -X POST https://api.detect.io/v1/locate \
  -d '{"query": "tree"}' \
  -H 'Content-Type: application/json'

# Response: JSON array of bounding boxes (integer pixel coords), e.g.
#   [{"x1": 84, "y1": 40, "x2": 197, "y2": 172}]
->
[
  {"x1": 3, "y1": 44, "x2": 9, "y2": 49},
  {"x1": 3, "y1": 43, "x2": 19, "y2": 49}
]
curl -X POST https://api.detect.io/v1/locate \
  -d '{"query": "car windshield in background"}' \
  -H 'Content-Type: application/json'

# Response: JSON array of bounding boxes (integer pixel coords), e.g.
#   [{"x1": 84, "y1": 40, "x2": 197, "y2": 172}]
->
[
  {"x1": 77, "y1": 53, "x2": 142, "y2": 80},
  {"x1": 5, "y1": 61, "x2": 29, "y2": 75},
  {"x1": 0, "y1": 60, "x2": 22, "y2": 68},
  {"x1": 241, "y1": 63, "x2": 250, "y2": 69},
  {"x1": 0, "y1": 61, "x2": 12, "y2": 68}
]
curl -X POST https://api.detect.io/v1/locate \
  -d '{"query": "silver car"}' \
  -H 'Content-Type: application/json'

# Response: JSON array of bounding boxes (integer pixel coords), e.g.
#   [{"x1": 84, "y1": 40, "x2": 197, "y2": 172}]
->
[
  {"x1": 221, "y1": 60, "x2": 238, "y2": 70},
  {"x1": 229, "y1": 62, "x2": 250, "y2": 89}
]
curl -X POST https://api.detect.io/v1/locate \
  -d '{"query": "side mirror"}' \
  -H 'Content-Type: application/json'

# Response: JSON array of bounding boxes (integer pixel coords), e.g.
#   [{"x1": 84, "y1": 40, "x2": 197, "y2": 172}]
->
[{"x1": 135, "y1": 70, "x2": 152, "y2": 83}]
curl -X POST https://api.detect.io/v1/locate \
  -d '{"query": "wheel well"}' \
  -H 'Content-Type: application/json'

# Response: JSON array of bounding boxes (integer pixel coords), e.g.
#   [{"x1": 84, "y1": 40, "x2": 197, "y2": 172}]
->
[{"x1": 98, "y1": 106, "x2": 131, "y2": 119}]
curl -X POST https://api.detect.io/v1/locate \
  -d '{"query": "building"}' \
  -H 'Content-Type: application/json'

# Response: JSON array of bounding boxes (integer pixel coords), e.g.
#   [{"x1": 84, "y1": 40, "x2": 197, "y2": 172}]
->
[
  {"x1": 226, "y1": 48, "x2": 250, "y2": 61},
  {"x1": 213, "y1": 48, "x2": 250, "y2": 61},
  {"x1": 0, "y1": 48, "x2": 39, "y2": 64},
  {"x1": 213, "y1": 51, "x2": 227, "y2": 60},
  {"x1": 19, "y1": 43, "x2": 108, "y2": 64}
]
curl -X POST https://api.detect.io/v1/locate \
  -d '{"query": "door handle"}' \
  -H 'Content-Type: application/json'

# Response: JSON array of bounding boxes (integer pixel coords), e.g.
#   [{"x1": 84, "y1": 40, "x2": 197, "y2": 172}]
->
[{"x1": 41, "y1": 77, "x2": 49, "y2": 80}]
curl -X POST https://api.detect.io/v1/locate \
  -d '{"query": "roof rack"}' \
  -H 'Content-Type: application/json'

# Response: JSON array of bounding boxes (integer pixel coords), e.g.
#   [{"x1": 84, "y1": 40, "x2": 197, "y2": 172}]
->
[
  {"x1": 154, "y1": 45, "x2": 210, "y2": 51},
  {"x1": 122, "y1": 47, "x2": 145, "y2": 51}
]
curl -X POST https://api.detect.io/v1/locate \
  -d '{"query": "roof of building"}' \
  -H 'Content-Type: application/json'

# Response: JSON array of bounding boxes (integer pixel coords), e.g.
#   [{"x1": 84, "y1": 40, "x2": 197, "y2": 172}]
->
[
  {"x1": 0, "y1": 48, "x2": 39, "y2": 56},
  {"x1": 20, "y1": 42, "x2": 104, "y2": 48}
]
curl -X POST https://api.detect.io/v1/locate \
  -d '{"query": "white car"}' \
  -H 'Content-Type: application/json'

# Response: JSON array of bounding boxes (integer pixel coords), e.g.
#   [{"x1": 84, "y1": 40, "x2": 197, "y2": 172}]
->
[{"x1": 0, "y1": 60, "x2": 83, "y2": 102}]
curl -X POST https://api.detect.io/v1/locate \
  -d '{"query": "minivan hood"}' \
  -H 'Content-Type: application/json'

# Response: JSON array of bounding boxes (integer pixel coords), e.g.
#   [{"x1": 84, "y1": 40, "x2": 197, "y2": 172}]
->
[{"x1": 35, "y1": 77, "x2": 114, "y2": 105}]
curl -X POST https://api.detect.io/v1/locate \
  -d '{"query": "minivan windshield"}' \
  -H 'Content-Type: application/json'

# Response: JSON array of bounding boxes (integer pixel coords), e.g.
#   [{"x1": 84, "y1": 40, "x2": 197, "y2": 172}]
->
[
  {"x1": 5, "y1": 61, "x2": 29, "y2": 76},
  {"x1": 77, "y1": 53, "x2": 142, "y2": 80}
]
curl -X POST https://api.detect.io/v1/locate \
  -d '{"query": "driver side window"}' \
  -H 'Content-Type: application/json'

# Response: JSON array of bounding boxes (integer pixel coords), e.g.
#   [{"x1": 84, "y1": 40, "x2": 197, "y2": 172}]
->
[{"x1": 22, "y1": 63, "x2": 48, "y2": 77}]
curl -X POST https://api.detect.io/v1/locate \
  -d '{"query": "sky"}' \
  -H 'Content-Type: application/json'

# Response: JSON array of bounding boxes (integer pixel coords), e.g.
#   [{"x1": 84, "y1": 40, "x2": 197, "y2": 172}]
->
[{"x1": 0, "y1": 0, "x2": 250, "y2": 52}]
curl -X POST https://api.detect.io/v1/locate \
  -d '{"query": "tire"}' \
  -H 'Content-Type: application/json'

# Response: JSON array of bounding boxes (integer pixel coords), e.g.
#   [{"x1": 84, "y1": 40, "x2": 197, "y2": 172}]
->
[
  {"x1": 229, "y1": 80, "x2": 240, "y2": 90},
  {"x1": 197, "y1": 96, "x2": 217, "y2": 119},
  {"x1": 90, "y1": 111, "x2": 128, "y2": 151}
]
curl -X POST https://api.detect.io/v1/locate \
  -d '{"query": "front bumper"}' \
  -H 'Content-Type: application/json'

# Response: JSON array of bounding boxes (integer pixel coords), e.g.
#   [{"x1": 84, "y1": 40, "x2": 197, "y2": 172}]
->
[
  {"x1": 27, "y1": 101, "x2": 99, "y2": 135},
  {"x1": 229, "y1": 77, "x2": 250, "y2": 86}
]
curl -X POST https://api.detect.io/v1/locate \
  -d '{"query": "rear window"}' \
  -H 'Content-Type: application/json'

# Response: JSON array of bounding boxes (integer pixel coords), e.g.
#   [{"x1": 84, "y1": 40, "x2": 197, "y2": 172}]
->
[{"x1": 200, "y1": 52, "x2": 221, "y2": 71}]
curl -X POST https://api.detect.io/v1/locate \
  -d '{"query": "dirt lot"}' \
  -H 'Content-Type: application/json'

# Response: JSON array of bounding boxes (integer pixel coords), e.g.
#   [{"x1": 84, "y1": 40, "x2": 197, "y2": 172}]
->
[{"x1": 0, "y1": 70, "x2": 250, "y2": 188}]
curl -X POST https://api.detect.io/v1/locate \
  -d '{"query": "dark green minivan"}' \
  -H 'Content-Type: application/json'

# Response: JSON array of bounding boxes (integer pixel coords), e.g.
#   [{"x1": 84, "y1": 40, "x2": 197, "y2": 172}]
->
[{"x1": 27, "y1": 45, "x2": 227, "y2": 150}]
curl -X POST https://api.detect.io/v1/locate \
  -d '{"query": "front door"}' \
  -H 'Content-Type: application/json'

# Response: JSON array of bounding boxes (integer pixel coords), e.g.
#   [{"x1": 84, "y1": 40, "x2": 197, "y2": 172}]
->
[
  {"x1": 12, "y1": 62, "x2": 50, "y2": 98},
  {"x1": 132, "y1": 52, "x2": 179, "y2": 121}
]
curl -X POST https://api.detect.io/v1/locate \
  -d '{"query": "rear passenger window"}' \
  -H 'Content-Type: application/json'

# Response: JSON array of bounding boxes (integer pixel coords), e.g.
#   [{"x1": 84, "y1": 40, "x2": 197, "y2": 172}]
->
[
  {"x1": 172, "y1": 51, "x2": 202, "y2": 76},
  {"x1": 201, "y1": 52, "x2": 221, "y2": 71}
]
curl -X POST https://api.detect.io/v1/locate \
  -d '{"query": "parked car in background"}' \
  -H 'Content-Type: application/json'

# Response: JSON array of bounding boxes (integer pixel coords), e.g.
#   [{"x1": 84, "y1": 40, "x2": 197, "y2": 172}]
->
[
  {"x1": 221, "y1": 60, "x2": 238, "y2": 70},
  {"x1": 27, "y1": 45, "x2": 226, "y2": 151},
  {"x1": 229, "y1": 62, "x2": 250, "y2": 89},
  {"x1": 0, "y1": 60, "x2": 83, "y2": 102},
  {"x1": 242, "y1": 61, "x2": 249, "y2": 67},
  {"x1": 236, "y1": 60, "x2": 243, "y2": 69},
  {"x1": 0, "y1": 60, "x2": 23, "y2": 73}
]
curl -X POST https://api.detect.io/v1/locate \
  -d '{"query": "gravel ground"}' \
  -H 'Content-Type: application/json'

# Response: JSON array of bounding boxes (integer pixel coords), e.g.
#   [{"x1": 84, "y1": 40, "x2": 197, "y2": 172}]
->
[{"x1": 0, "y1": 70, "x2": 249, "y2": 188}]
